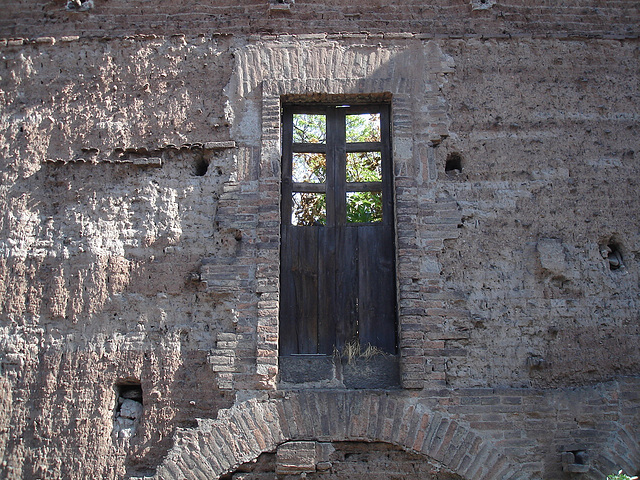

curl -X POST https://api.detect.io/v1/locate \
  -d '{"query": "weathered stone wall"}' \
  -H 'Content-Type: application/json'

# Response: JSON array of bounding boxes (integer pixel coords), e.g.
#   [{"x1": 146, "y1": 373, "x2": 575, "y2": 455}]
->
[
  {"x1": 0, "y1": 2, "x2": 639, "y2": 479},
  {"x1": 0, "y1": 36, "x2": 242, "y2": 477},
  {"x1": 436, "y1": 37, "x2": 640, "y2": 388}
]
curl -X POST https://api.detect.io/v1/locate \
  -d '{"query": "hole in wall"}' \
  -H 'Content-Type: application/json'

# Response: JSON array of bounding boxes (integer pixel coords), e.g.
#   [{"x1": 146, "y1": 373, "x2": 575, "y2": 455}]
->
[
  {"x1": 66, "y1": 0, "x2": 94, "y2": 11},
  {"x1": 471, "y1": 0, "x2": 495, "y2": 9},
  {"x1": 113, "y1": 380, "x2": 143, "y2": 440},
  {"x1": 194, "y1": 156, "x2": 209, "y2": 176},
  {"x1": 269, "y1": 0, "x2": 294, "y2": 10},
  {"x1": 600, "y1": 240, "x2": 625, "y2": 271},
  {"x1": 561, "y1": 449, "x2": 590, "y2": 473},
  {"x1": 445, "y1": 153, "x2": 463, "y2": 175}
]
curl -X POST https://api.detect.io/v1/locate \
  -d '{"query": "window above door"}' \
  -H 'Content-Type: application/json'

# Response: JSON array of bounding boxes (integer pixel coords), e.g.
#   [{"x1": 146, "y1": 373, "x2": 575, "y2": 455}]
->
[{"x1": 281, "y1": 104, "x2": 392, "y2": 228}]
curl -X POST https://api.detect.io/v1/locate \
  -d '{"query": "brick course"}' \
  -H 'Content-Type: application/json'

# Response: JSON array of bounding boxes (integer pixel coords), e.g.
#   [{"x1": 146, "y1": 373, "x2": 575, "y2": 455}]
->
[{"x1": 2, "y1": 0, "x2": 639, "y2": 39}]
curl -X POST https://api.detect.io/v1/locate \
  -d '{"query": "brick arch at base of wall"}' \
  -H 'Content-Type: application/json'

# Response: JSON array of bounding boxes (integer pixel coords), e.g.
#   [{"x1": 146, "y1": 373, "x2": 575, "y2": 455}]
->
[
  {"x1": 146, "y1": 391, "x2": 535, "y2": 480},
  {"x1": 596, "y1": 426, "x2": 640, "y2": 478}
]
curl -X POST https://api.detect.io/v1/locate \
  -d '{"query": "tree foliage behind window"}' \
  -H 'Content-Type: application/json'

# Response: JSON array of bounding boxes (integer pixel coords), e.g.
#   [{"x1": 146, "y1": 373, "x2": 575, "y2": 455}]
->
[
  {"x1": 291, "y1": 112, "x2": 383, "y2": 225},
  {"x1": 346, "y1": 113, "x2": 382, "y2": 223}
]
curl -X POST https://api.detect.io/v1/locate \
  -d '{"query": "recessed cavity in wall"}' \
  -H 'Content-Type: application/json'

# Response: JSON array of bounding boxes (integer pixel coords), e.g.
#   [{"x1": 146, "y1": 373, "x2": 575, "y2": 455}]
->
[
  {"x1": 445, "y1": 152, "x2": 463, "y2": 175},
  {"x1": 561, "y1": 449, "x2": 590, "y2": 473},
  {"x1": 66, "y1": 0, "x2": 94, "y2": 11},
  {"x1": 113, "y1": 381, "x2": 143, "y2": 440},
  {"x1": 471, "y1": 0, "x2": 495, "y2": 9},
  {"x1": 194, "y1": 156, "x2": 210, "y2": 176},
  {"x1": 270, "y1": 0, "x2": 294, "y2": 11},
  {"x1": 600, "y1": 240, "x2": 624, "y2": 271}
]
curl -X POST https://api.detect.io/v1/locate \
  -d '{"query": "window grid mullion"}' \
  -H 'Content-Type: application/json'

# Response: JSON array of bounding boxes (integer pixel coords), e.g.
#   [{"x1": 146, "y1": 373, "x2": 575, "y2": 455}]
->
[
  {"x1": 331, "y1": 108, "x2": 347, "y2": 227},
  {"x1": 281, "y1": 108, "x2": 294, "y2": 226},
  {"x1": 284, "y1": 104, "x2": 389, "y2": 226}
]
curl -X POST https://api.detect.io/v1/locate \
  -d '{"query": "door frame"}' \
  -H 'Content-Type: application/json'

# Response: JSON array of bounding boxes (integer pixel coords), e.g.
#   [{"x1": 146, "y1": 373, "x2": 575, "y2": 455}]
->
[{"x1": 279, "y1": 101, "x2": 397, "y2": 356}]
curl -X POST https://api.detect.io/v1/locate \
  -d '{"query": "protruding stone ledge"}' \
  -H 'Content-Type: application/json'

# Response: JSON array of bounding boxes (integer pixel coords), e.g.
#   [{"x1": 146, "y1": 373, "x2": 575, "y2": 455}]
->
[
  {"x1": 42, "y1": 141, "x2": 236, "y2": 167},
  {"x1": 203, "y1": 141, "x2": 236, "y2": 150},
  {"x1": 43, "y1": 156, "x2": 163, "y2": 167},
  {"x1": 278, "y1": 354, "x2": 400, "y2": 389}
]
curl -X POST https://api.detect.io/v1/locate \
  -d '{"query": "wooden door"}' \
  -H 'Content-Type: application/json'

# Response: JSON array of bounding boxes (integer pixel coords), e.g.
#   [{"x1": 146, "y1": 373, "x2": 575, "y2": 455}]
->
[{"x1": 280, "y1": 103, "x2": 397, "y2": 356}]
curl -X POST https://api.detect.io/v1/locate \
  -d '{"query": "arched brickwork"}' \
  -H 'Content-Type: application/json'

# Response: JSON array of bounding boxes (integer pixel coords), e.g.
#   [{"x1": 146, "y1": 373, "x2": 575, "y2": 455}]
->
[
  {"x1": 594, "y1": 426, "x2": 640, "y2": 479},
  {"x1": 147, "y1": 391, "x2": 533, "y2": 480}
]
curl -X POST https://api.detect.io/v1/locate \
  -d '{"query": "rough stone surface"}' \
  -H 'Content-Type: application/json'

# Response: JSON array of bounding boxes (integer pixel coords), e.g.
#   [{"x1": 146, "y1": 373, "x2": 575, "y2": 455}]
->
[
  {"x1": 0, "y1": 2, "x2": 639, "y2": 480},
  {"x1": 437, "y1": 37, "x2": 640, "y2": 388}
]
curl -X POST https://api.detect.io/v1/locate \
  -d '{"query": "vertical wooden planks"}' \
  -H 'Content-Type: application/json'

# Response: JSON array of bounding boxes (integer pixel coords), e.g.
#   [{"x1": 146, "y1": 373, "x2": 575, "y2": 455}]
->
[
  {"x1": 279, "y1": 225, "x2": 297, "y2": 355},
  {"x1": 280, "y1": 102, "x2": 397, "y2": 357},
  {"x1": 280, "y1": 225, "x2": 320, "y2": 354},
  {"x1": 317, "y1": 226, "x2": 335, "y2": 354},
  {"x1": 333, "y1": 226, "x2": 359, "y2": 352},
  {"x1": 294, "y1": 226, "x2": 320, "y2": 353},
  {"x1": 358, "y1": 225, "x2": 397, "y2": 353}
]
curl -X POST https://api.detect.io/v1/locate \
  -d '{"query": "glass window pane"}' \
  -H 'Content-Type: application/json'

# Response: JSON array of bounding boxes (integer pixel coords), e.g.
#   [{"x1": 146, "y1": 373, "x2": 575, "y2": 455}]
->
[
  {"x1": 346, "y1": 113, "x2": 381, "y2": 143},
  {"x1": 293, "y1": 114, "x2": 326, "y2": 143},
  {"x1": 346, "y1": 191, "x2": 382, "y2": 223},
  {"x1": 292, "y1": 193, "x2": 326, "y2": 226},
  {"x1": 346, "y1": 152, "x2": 382, "y2": 183},
  {"x1": 293, "y1": 153, "x2": 326, "y2": 183}
]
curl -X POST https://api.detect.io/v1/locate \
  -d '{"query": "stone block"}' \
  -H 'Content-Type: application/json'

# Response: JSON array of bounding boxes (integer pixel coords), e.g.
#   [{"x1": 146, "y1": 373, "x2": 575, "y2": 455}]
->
[
  {"x1": 131, "y1": 156, "x2": 162, "y2": 167},
  {"x1": 342, "y1": 355, "x2": 401, "y2": 389},
  {"x1": 119, "y1": 399, "x2": 143, "y2": 420},
  {"x1": 276, "y1": 441, "x2": 317, "y2": 474},
  {"x1": 278, "y1": 355, "x2": 335, "y2": 384},
  {"x1": 537, "y1": 238, "x2": 567, "y2": 276},
  {"x1": 316, "y1": 442, "x2": 335, "y2": 462},
  {"x1": 203, "y1": 141, "x2": 236, "y2": 150}
]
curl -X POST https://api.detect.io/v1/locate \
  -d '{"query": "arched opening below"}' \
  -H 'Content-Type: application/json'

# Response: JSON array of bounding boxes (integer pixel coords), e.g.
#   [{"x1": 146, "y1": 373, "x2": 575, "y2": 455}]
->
[{"x1": 221, "y1": 441, "x2": 464, "y2": 480}]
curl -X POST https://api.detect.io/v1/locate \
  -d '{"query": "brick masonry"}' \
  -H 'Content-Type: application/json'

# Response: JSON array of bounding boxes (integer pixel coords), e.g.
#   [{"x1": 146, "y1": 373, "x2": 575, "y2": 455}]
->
[
  {"x1": 0, "y1": 2, "x2": 639, "y2": 480},
  {"x1": 232, "y1": 440, "x2": 466, "y2": 479},
  {"x1": 2, "y1": 0, "x2": 639, "y2": 39},
  {"x1": 145, "y1": 381, "x2": 640, "y2": 480}
]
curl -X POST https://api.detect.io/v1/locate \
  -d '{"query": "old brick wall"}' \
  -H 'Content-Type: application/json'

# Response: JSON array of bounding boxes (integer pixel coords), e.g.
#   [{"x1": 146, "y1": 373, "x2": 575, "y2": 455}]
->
[
  {"x1": 143, "y1": 386, "x2": 640, "y2": 480},
  {"x1": 1, "y1": 0, "x2": 639, "y2": 39},
  {"x1": 224, "y1": 441, "x2": 464, "y2": 480},
  {"x1": 0, "y1": 1, "x2": 639, "y2": 480}
]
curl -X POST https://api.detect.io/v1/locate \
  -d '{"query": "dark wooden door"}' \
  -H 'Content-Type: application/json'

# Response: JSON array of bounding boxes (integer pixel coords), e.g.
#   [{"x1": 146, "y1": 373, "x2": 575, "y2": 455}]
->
[{"x1": 280, "y1": 104, "x2": 397, "y2": 356}]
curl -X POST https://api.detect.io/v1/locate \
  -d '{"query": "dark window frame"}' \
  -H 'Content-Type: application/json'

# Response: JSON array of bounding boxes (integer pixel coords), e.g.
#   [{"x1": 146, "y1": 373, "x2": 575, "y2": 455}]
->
[{"x1": 281, "y1": 103, "x2": 394, "y2": 228}]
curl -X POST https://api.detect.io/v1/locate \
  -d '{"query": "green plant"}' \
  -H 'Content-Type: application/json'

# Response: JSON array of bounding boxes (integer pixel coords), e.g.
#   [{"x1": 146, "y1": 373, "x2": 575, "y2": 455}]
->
[{"x1": 607, "y1": 470, "x2": 638, "y2": 480}]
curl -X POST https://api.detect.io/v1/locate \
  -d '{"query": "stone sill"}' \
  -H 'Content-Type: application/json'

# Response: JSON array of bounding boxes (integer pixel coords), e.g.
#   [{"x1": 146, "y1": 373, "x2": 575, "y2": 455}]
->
[{"x1": 279, "y1": 354, "x2": 400, "y2": 389}]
